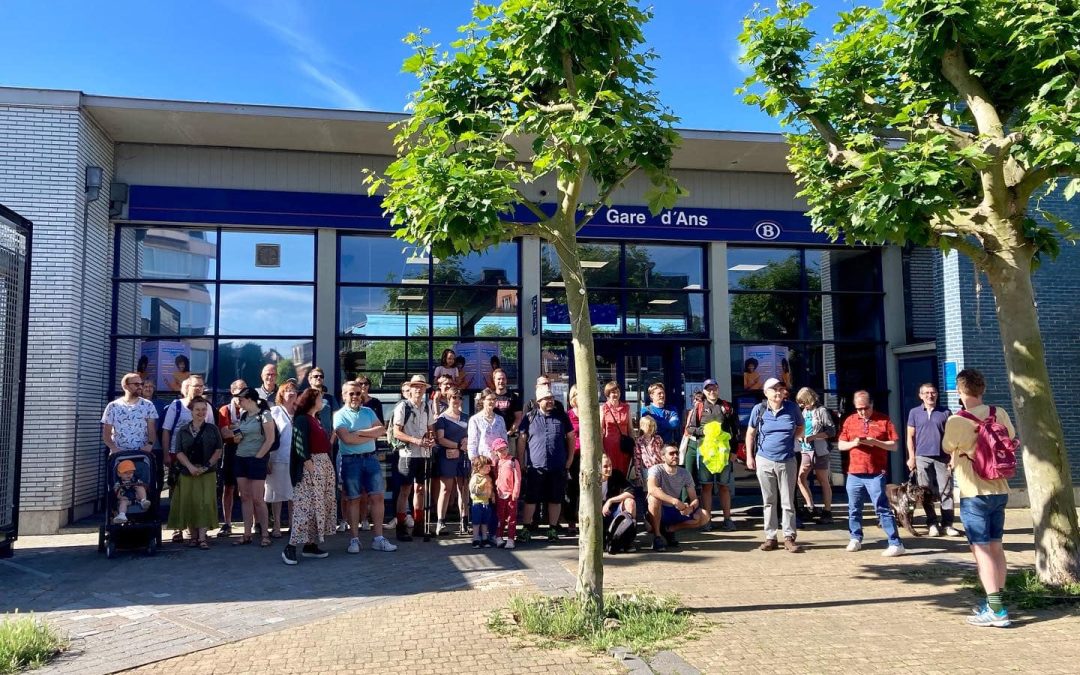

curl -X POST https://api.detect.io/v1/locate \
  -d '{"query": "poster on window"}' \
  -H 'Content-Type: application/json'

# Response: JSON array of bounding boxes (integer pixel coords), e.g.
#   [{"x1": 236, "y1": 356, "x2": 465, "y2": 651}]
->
[
  {"x1": 741, "y1": 345, "x2": 791, "y2": 390},
  {"x1": 140, "y1": 341, "x2": 192, "y2": 393},
  {"x1": 453, "y1": 342, "x2": 501, "y2": 389}
]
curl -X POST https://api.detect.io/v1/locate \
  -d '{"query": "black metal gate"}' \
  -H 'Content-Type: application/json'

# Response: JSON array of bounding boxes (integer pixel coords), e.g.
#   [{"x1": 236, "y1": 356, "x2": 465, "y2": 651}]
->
[{"x1": 0, "y1": 204, "x2": 32, "y2": 558}]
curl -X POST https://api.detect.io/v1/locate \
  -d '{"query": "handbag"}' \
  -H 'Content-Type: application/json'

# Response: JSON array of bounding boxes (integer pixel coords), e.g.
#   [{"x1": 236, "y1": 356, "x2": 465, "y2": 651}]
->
[{"x1": 605, "y1": 406, "x2": 634, "y2": 456}]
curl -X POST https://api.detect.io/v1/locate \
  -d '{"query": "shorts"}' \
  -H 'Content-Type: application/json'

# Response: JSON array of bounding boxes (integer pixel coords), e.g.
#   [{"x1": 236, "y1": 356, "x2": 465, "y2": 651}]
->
[
  {"x1": 800, "y1": 452, "x2": 829, "y2": 471},
  {"x1": 660, "y1": 504, "x2": 696, "y2": 528},
  {"x1": 397, "y1": 456, "x2": 430, "y2": 483},
  {"x1": 469, "y1": 501, "x2": 493, "y2": 526},
  {"x1": 685, "y1": 438, "x2": 734, "y2": 486},
  {"x1": 234, "y1": 455, "x2": 268, "y2": 481},
  {"x1": 340, "y1": 453, "x2": 385, "y2": 499},
  {"x1": 960, "y1": 494, "x2": 1008, "y2": 545},
  {"x1": 219, "y1": 443, "x2": 238, "y2": 487},
  {"x1": 524, "y1": 467, "x2": 567, "y2": 505}
]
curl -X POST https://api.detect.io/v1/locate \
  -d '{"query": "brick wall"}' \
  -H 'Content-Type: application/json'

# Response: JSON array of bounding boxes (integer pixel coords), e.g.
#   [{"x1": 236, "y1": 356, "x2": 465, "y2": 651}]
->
[{"x1": 0, "y1": 100, "x2": 115, "y2": 530}]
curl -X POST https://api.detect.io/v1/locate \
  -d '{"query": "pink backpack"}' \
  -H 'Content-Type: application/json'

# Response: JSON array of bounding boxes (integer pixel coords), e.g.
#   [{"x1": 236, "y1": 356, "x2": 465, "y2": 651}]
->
[{"x1": 955, "y1": 406, "x2": 1018, "y2": 480}]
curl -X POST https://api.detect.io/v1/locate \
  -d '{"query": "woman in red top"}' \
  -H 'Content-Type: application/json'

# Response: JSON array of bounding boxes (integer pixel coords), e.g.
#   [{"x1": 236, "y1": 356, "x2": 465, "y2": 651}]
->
[
  {"x1": 600, "y1": 381, "x2": 632, "y2": 475},
  {"x1": 281, "y1": 388, "x2": 336, "y2": 565}
]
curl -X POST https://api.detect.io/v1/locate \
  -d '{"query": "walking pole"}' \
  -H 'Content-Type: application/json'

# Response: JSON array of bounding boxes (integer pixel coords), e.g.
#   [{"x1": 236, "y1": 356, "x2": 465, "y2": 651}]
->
[{"x1": 423, "y1": 453, "x2": 433, "y2": 542}]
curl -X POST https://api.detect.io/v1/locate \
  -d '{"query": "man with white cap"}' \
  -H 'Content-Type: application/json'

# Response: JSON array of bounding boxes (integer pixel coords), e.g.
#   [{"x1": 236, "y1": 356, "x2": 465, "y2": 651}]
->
[
  {"x1": 745, "y1": 377, "x2": 804, "y2": 552},
  {"x1": 391, "y1": 374, "x2": 436, "y2": 541},
  {"x1": 517, "y1": 384, "x2": 575, "y2": 543}
]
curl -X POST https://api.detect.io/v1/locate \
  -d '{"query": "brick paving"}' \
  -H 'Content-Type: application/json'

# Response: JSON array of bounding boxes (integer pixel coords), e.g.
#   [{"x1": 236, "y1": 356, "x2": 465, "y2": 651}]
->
[{"x1": 4, "y1": 509, "x2": 1080, "y2": 674}]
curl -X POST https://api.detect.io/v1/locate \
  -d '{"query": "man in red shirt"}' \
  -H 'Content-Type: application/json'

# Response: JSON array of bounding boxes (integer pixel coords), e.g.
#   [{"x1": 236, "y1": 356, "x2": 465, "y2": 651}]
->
[{"x1": 838, "y1": 390, "x2": 905, "y2": 557}]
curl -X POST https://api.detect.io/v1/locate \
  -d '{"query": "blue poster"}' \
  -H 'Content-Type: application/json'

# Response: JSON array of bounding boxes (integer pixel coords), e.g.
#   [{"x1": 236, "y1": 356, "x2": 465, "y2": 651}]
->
[{"x1": 943, "y1": 361, "x2": 958, "y2": 391}]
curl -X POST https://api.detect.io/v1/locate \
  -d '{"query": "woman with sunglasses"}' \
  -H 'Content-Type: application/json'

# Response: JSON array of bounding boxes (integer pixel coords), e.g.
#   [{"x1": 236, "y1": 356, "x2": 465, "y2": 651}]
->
[{"x1": 434, "y1": 387, "x2": 470, "y2": 535}]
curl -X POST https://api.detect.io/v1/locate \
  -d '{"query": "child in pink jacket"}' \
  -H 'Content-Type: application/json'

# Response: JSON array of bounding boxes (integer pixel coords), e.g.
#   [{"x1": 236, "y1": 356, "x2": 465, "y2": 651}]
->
[{"x1": 492, "y1": 438, "x2": 521, "y2": 548}]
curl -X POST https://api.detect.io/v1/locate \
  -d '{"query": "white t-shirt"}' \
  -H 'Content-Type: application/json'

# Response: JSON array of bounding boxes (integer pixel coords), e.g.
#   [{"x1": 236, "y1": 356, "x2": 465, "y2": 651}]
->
[{"x1": 101, "y1": 397, "x2": 159, "y2": 452}]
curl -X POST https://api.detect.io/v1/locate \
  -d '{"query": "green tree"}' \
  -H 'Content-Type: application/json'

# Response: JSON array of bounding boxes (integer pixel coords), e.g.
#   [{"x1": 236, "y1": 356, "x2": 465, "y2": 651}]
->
[
  {"x1": 275, "y1": 358, "x2": 297, "y2": 385},
  {"x1": 367, "y1": 0, "x2": 682, "y2": 611},
  {"x1": 739, "y1": 0, "x2": 1080, "y2": 583}
]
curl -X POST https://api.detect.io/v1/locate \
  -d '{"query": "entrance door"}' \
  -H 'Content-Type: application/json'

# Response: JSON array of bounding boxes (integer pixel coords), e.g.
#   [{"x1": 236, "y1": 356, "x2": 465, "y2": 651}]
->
[{"x1": 573, "y1": 341, "x2": 683, "y2": 417}]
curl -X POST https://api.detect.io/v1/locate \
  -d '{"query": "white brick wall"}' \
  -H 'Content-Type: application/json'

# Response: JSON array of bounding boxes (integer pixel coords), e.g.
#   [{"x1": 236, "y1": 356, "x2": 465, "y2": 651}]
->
[{"x1": 0, "y1": 102, "x2": 115, "y2": 529}]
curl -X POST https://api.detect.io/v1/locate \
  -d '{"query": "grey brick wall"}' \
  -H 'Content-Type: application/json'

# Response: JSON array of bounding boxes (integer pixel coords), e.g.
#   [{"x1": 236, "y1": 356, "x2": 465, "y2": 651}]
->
[
  {"x1": 0, "y1": 101, "x2": 115, "y2": 529},
  {"x1": 936, "y1": 189, "x2": 1080, "y2": 485}
]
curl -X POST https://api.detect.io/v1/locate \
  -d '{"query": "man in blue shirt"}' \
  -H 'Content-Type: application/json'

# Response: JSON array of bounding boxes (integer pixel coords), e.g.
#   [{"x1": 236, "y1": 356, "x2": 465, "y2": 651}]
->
[
  {"x1": 745, "y1": 377, "x2": 804, "y2": 552},
  {"x1": 905, "y1": 383, "x2": 958, "y2": 537},
  {"x1": 334, "y1": 381, "x2": 396, "y2": 553},
  {"x1": 517, "y1": 385, "x2": 575, "y2": 543},
  {"x1": 640, "y1": 382, "x2": 680, "y2": 444}
]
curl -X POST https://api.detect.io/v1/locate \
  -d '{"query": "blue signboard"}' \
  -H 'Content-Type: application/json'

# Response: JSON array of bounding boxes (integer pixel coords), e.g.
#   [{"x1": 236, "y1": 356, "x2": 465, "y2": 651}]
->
[
  {"x1": 128, "y1": 185, "x2": 834, "y2": 245},
  {"x1": 943, "y1": 361, "x2": 958, "y2": 391},
  {"x1": 545, "y1": 303, "x2": 618, "y2": 326}
]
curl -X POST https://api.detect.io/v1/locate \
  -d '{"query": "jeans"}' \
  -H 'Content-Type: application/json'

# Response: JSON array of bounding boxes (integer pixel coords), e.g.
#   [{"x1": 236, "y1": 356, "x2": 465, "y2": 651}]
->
[
  {"x1": 915, "y1": 455, "x2": 954, "y2": 527},
  {"x1": 846, "y1": 472, "x2": 902, "y2": 546},
  {"x1": 756, "y1": 456, "x2": 797, "y2": 540}
]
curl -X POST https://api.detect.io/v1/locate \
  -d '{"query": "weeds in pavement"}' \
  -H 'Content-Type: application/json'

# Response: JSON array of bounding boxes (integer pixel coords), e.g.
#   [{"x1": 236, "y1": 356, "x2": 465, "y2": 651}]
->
[
  {"x1": 488, "y1": 591, "x2": 694, "y2": 655},
  {"x1": 0, "y1": 612, "x2": 67, "y2": 674},
  {"x1": 961, "y1": 569, "x2": 1080, "y2": 609}
]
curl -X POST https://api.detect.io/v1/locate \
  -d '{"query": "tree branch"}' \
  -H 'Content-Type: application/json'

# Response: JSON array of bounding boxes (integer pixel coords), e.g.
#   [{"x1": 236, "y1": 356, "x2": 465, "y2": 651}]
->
[
  {"x1": 515, "y1": 189, "x2": 549, "y2": 221},
  {"x1": 784, "y1": 86, "x2": 868, "y2": 169},
  {"x1": 1016, "y1": 165, "x2": 1080, "y2": 200},
  {"x1": 576, "y1": 166, "x2": 639, "y2": 230},
  {"x1": 940, "y1": 45, "x2": 1004, "y2": 138},
  {"x1": 561, "y1": 50, "x2": 579, "y2": 101}
]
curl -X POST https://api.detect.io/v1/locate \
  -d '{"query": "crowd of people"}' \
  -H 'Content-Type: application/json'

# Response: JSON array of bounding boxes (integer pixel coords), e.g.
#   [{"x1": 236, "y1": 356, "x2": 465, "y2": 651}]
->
[{"x1": 100, "y1": 357, "x2": 1016, "y2": 627}]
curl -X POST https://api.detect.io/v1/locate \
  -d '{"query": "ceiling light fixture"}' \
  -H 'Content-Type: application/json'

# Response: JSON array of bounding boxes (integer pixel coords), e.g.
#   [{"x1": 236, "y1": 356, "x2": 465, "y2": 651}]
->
[
  {"x1": 402, "y1": 278, "x2": 429, "y2": 285},
  {"x1": 579, "y1": 260, "x2": 608, "y2": 269},
  {"x1": 683, "y1": 284, "x2": 702, "y2": 290},
  {"x1": 546, "y1": 281, "x2": 566, "y2": 288},
  {"x1": 648, "y1": 299, "x2": 677, "y2": 305},
  {"x1": 397, "y1": 294, "x2": 425, "y2": 301},
  {"x1": 728, "y1": 264, "x2": 767, "y2": 272}
]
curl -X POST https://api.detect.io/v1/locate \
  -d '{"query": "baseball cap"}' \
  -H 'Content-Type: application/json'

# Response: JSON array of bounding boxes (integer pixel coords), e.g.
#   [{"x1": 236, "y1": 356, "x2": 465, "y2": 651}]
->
[
  {"x1": 117, "y1": 459, "x2": 136, "y2": 474},
  {"x1": 763, "y1": 377, "x2": 787, "y2": 391},
  {"x1": 703, "y1": 378, "x2": 718, "y2": 389}
]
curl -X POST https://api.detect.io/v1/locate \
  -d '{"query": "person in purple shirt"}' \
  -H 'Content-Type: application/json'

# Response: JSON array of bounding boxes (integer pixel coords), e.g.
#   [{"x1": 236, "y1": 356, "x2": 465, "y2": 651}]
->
[{"x1": 905, "y1": 383, "x2": 959, "y2": 537}]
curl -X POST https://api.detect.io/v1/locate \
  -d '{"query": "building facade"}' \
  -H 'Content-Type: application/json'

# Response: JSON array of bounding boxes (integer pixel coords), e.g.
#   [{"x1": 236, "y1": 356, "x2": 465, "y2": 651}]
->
[{"x1": 2, "y1": 86, "x2": 1076, "y2": 533}]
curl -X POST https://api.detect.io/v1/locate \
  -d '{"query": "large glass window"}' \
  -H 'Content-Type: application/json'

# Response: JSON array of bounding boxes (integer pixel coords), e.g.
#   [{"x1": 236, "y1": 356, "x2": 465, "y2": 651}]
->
[
  {"x1": 338, "y1": 235, "x2": 522, "y2": 393},
  {"x1": 540, "y1": 241, "x2": 708, "y2": 337},
  {"x1": 728, "y1": 246, "x2": 885, "y2": 405},
  {"x1": 112, "y1": 226, "x2": 316, "y2": 399}
]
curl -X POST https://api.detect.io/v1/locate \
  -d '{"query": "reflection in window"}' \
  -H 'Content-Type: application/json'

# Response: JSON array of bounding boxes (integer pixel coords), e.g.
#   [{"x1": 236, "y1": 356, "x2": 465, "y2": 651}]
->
[
  {"x1": 339, "y1": 236, "x2": 429, "y2": 284},
  {"x1": 727, "y1": 248, "x2": 809, "y2": 292},
  {"x1": 626, "y1": 292, "x2": 705, "y2": 335},
  {"x1": 113, "y1": 338, "x2": 214, "y2": 395},
  {"x1": 431, "y1": 339, "x2": 520, "y2": 391},
  {"x1": 541, "y1": 242, "x2": 620, "y2": 287},
  {"x1": 338, "y1": 339, "x2": 430, "y2": 390},
  {"x1": 217, "y1": 339, "x2": 313, "y2": 392},
  {"x1": 118, "y1": 227, "x2": 217, "y2": 280},
  {"x1": 219, "y1": 231, "x2": 315, "y2": 282},
  {"x1": 625, "y1": 244, "x2": 704, "y2": 290},
  {"x1": 438, "y1": 243, "x2": 519, "y2": 286},
  {"x1": 115, "y1": 282, "x2": 215, "y2": 336},
  {"x1": 729, "y1": 293, "x2": 803, "y2": 341},
  {"x1": 339, "y1": 287, "x2": 431, "y2": 337},
  {"x1": 541, "y1": 291, "x2": 622, "y2": 334},
  {"x1": 218, "y1": 285, "x2": 314, "y2": 336},
  {"x1": 432, "y1": 288, "x2": 519, "y2": 337}
]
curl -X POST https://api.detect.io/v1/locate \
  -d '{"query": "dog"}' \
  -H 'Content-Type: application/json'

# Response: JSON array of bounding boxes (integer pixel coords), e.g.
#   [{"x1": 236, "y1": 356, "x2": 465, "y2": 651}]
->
[{"x1": 885, "y1": 478, "x2": 927, "y2": 538}]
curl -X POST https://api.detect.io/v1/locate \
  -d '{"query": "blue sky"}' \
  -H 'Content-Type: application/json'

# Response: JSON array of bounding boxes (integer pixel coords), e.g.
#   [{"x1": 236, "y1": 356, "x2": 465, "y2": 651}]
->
[{"x1": 0, "y1": 0, "x2": 851, "y2": 133}]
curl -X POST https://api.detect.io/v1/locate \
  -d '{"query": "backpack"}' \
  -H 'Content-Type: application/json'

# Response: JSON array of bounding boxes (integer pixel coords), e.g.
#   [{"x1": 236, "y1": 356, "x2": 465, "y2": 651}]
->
[
  {"x1": 387, "y1": 400, "x2": 414, "y2": 451},
  {"x1": 264, "y1": 411, "x2": 282, "y2": 454},
  {"x1": 955, "y1": 406, "x2": 1018, "y2": 480},
  {"x1": 606, "y1": 511, "x2": 637, "y2": 554}
]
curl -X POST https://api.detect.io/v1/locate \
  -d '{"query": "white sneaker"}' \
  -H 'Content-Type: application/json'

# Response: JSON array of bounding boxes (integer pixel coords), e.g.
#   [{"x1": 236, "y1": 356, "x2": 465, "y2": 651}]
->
[
  {"x1": 139, "y1": 499, "x2": 151, "y2": 510},
  {"x1": 928, "y1": 524, "x2": 941, "y2": 537},
  {"x1": 386, "y1": 517, "x2": 397, "y2": 529},
  {"x1": 371, "y1": 536, "x2": 398, "y2": 552},
  {"x1": 405, "y1": 514, "x2": 415, "y2": 528},
  {"x1": 347, "y1": 537, "x2": 361, "y2": 554},
  {"x1": 504, "y1": 538, "x2": 515, "y2": 549},
  {"x1": 336, "y1": 520, "x2": 348, "y2": 533},
  {"x1": 882, "y1": 543, "x2": 906, "y2": 557},
  {"x1": 112, "y1": 512, "x2": 128, "y2": 524},
  {"x1": 435, "y1": 522, "x2": 447, "y2": 536},
  {"x1": 846, "y1": 539, "x2": 861, "y2": 552},
  {"x1": 945, "y1": 526, "x2": 961, "y2": 537},
  {"x1": 495, "y1": 537, "x2": 504, "y2": 548},
  {"x1": 360, "y1": 519, "x2": 371, "y2": 531}
]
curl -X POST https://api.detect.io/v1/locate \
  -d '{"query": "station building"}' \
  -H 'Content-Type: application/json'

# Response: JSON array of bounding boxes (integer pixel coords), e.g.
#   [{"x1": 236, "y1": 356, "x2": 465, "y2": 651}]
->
[{"x1": 2, "y1": 86, "x2": 1078, "y2": 533}]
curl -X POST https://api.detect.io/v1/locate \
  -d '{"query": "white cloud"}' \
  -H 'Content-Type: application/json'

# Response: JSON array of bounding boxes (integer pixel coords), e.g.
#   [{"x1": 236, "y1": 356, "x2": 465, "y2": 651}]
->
[{"x1": 296, "y1": 60, "x2": 369, "y2": 110}]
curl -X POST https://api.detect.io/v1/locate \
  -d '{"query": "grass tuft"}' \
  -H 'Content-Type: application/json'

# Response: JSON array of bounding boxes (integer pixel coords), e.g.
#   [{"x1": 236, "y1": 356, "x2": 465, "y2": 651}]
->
[
  {"x1": 0, "y1": 613, "x2": 67, "y2": 674},
  {"x1": 961, "y1": 569, "x2": 1080, "y2": 609},
  {"x1": 488, "y1": 591, "x2": 695, "y2": 655}
]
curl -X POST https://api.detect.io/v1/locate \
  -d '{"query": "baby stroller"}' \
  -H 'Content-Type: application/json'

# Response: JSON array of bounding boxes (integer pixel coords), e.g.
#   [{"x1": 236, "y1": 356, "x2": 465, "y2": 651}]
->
[{"x1": 97, "y1": 451, "x2": 163, "y2": 559}]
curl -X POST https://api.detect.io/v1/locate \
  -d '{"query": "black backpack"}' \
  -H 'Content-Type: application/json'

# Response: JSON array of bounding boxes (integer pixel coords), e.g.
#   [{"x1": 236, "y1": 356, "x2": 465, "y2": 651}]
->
[{"x1": 606, "y1": 511, "x2": 638, "y2": 554}]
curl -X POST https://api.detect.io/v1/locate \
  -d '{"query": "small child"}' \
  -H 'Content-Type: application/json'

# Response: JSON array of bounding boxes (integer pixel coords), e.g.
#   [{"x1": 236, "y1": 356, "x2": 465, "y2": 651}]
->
[
  {"x1": 468, "y1": 455, "x2": 494, "y2": 548},
  {"x1": 114, "y1": 459, "x2": 150, "y2": 524},
  {"x1": 492, "y1": 438, "x2": 521, "y2": 549}
]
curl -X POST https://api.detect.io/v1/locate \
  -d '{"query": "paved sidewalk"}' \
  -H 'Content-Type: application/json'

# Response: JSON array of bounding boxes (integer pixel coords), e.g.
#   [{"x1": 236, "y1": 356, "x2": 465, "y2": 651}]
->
[{"x1": 4, "y1": 509, "x2": 1079, "y2": 674}]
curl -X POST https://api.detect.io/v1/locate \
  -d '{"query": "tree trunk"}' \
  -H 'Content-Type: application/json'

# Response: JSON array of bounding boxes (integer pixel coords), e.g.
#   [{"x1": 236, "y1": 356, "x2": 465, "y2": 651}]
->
[
  {"x1": 547, "y1": 204, "x2": 605, "y2": 615},
  {"x1": 985, "y1": 249, "x2": 1080, "y2": 585}
]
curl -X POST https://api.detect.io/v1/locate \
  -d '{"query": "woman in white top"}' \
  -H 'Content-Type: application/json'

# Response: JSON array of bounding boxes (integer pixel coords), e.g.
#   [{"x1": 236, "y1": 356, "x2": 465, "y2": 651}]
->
[
  {"x1": 266, "y1": 381, "x2": 298, "y2": 538},
  {"x1": 467, "y1": 388, "x2": 509, "y2": 462}
]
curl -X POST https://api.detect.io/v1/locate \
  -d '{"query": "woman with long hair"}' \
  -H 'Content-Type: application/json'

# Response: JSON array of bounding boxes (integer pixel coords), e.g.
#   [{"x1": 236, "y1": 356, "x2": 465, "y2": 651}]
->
[{"x1": 282, "y1": 387, "x2": 337, "y2": 564}]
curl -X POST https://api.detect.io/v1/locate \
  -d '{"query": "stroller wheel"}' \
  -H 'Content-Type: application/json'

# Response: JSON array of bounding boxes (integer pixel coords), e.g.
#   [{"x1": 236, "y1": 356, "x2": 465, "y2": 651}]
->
[
  {"x1": 146, "y1": 537, "x2": 158, "y2": 557},
  {"x1": 105, "y1": 540, "x2": 117, "y2": 560}
]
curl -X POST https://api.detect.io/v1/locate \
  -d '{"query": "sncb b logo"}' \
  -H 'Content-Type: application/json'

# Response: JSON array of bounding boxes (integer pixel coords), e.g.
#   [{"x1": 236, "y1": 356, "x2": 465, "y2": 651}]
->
[{"x1": 754, "y1": 221, "x2": 782, "y2": 240}]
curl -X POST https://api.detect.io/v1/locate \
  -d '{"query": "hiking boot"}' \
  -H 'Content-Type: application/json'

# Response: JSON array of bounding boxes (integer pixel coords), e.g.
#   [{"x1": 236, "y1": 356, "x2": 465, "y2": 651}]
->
[
  {"x1": 759, "y1": 538, "x2": 778, "y2": 551},
  {"x1": 281, "y1": 544, "x2": 298, "y2": 565},
  {"x1": 967, "y1": 606, "x2": 1011, "y2": 627},
  {"x1": 396, "y1": 523, "x2": 413, "y2": 542},
  {"x1": 301, "y1": 544, "x2": 329, "y2": 558},
  {"x1": 371, "y1": 536, "x2": 398, "y2": 552},
  {"x1": 652, "y1": 535, "x2": 667, "y2": 551},
  {"x1": 783, "y1": 537, "x2": 803, "y2": 553}
]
